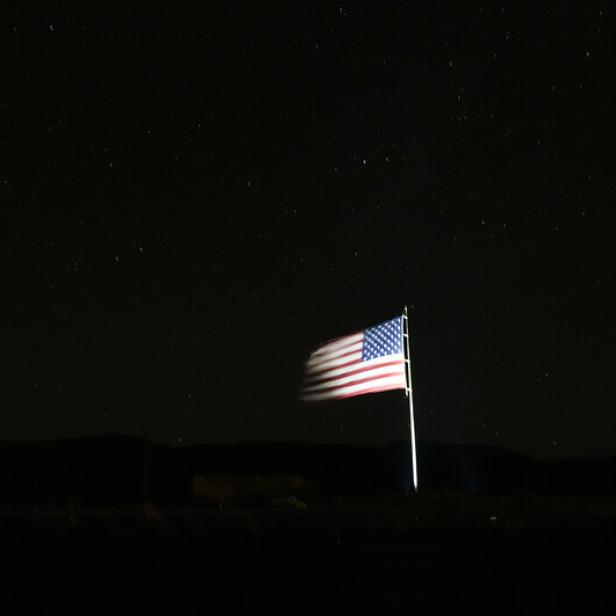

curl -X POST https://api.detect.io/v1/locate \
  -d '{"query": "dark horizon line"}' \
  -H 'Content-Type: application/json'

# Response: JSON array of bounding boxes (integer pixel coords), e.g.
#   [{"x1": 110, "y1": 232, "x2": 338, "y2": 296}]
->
[{"x1": 1, "y1": 432, "x2": 614, "y2": 463}]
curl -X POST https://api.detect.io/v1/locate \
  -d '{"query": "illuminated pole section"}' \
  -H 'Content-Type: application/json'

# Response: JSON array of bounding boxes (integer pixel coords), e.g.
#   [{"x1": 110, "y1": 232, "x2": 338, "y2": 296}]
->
[{"x1": 403, "y1": 305, "x2": 418, "y2": 493}]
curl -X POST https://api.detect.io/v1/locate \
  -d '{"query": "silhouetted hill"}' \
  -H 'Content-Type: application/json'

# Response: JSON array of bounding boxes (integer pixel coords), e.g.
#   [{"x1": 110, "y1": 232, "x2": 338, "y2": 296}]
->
[{"x1": 0, "y1": 436, "x2": 613, "y2": 507}]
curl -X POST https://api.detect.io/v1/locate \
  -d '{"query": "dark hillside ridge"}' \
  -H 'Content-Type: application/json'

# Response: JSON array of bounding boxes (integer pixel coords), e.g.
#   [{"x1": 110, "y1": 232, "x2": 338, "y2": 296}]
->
[{"x1": 0, "y1": 436, "x2": 613, "y2": 507}]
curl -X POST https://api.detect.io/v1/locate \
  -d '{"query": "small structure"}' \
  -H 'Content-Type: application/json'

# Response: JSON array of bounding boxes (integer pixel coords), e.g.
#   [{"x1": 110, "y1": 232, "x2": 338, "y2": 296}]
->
[{"x1": 192, "y1": 474, "x2": 310, "y2": 505}]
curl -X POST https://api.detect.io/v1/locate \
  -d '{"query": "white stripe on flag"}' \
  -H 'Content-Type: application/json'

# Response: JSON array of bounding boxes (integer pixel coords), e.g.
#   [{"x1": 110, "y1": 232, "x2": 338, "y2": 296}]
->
[
  {"x1": 305, "y1": 351, "x2": 363, "y2": 374},
  {"x1": 303, "y1": 353, "x2": 405, "y2": 384},
  {"x1": 301, "y1": 362, "x2": 406, "y2": 393},
  {"x1": 300, "y1": 374, "x2": 407, "y2": 402},
  {"x1": 306, "y1": 340, "x2": 363, "y2": 367},
  {"x1": 309, "y1": 333, "x2": 362, "y2": 357}
]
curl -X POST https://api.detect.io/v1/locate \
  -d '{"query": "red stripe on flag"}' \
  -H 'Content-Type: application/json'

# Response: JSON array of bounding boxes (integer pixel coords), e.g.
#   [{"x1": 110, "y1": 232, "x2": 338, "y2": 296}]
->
[
  {"x1": 302, "y1": 370, "x2": 405, "y2": 395},
  {"x1": 305, "y1": 357, "x2": 363, "y2": 378},
  {"x1": 335, "y1": 383, "x2": 406, "y2": 400},
  {"x1": 310, "y1": 333, "x2": 363, "y2": 358},
  {"x1": 319, "y1": 331, "x2": 361, "y2": 346},
  {"x1": 307, "y1": 346, "x2": 363, "y2": 370},
  {"x1": 303, "y1": 359, "x2": 405, "y2": 387}
]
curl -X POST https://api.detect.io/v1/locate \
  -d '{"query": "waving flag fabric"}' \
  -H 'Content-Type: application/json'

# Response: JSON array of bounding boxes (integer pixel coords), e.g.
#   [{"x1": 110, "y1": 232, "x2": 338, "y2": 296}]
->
[{"x1": 300, "y1": 316, "x2": 407, "y2": 402}]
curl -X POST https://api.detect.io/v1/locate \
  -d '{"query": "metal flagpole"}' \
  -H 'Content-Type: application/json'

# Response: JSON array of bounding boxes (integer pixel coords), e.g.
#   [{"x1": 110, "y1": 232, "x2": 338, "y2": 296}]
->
[{"x1": 402, "y1": 305, "x2": 418, "y2": 493}]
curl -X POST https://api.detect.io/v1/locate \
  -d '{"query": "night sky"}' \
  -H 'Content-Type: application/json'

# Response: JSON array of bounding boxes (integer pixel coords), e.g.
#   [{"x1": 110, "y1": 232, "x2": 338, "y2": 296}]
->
[{"x1": 3, "y1": 2, "x2": 614, "y2": 459}]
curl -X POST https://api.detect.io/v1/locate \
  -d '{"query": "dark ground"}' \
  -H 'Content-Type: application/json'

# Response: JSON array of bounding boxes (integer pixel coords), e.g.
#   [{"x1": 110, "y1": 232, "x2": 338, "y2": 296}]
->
[
  {"x1": 1, "y1": 494, "x2": 614, "y2": 615},
  {"x1": 1, "y1": 438, "x2": 614, "y2": 613}
]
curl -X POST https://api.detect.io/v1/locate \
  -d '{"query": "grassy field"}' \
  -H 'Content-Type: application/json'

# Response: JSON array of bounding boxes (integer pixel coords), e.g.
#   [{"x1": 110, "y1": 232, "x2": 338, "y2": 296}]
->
[{"x1": 1, "y1": 492, "x2": 614, "y2": 614}]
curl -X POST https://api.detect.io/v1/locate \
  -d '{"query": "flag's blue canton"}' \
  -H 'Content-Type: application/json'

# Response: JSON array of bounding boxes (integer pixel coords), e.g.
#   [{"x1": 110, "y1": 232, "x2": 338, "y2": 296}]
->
[{"x1": 362, "y1": 317, "x2": 403, "y2": 362}]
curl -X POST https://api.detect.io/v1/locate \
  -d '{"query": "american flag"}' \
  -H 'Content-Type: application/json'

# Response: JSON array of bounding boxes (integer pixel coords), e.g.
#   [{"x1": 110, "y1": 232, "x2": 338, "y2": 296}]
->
[{"x1": 300, "y1": 316, "x2": 408, "y2": 402}]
